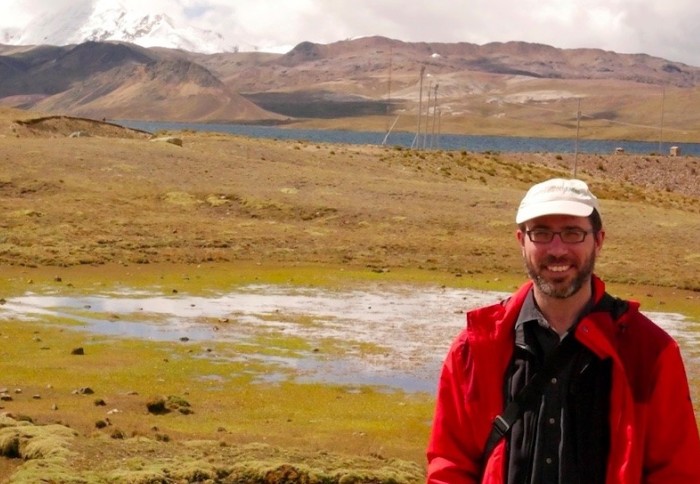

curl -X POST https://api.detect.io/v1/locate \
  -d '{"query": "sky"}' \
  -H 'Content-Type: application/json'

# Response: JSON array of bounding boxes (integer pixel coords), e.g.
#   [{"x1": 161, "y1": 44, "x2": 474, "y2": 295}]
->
[{"x1": 2, "y1": 0, "x2": 700, "y2": 66}]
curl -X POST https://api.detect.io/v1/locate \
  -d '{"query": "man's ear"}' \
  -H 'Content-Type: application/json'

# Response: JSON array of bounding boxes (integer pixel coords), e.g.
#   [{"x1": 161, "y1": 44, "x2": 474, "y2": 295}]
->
[{"x1": 595, "y1": 229, "x2": 605, "y2": 252}]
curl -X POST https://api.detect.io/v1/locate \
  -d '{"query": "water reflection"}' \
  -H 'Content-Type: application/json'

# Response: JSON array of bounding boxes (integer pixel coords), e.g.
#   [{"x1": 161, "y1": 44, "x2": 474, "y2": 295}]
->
[{"x1": 1, "y1": 285, "x2": 698, "y2": 396}]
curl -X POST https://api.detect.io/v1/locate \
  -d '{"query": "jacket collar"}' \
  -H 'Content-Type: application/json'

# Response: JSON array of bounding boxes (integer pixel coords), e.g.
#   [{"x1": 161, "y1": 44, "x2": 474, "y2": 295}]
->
[{"x1": 468, "y1": 274, "x2": 608, "y2": 343}]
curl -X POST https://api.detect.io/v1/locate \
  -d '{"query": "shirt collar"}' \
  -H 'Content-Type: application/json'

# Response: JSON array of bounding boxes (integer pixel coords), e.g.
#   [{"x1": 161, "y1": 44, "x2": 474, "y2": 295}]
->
[
  {"x1": 515, "y1": 289, "x2": 547, "y2": 330},
  {"x1": 514, "y1": 285, "x2": 597, "y2": 339}
]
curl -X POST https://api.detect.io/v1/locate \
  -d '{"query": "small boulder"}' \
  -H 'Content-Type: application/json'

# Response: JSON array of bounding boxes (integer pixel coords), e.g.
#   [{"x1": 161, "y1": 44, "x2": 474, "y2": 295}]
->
[
  {"x1": 150, "y1": 136, "x2": 183, "y2": 147},
  {"x1": 69, "y1": 131, "x2": 91, "y2": 138},
  {"x1": 73, "y1": 387, "x2": 94, "y2": 395}
]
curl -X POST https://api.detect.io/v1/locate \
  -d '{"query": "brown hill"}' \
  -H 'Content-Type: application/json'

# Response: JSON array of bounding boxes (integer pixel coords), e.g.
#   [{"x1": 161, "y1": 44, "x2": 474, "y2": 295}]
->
[
  {"x1": 2, "y1": 37, "x2": 700, "y2": 139},
  {"x1": 258, "y1": 36, "x2": 700, "y2": 87},
  {"x1": 0, "y1": 42, "x2": 285, "y2": 122},
  {"x1": 32, "y1": 59, "x2": 280, "y2": 122}
]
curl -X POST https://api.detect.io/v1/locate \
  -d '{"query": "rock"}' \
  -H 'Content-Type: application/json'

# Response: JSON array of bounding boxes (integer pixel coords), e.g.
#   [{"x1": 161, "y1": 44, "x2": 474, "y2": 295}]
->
[
  {"x1": 71, "y1": 347, "x2": 85, "y2": 355},
  {"x1": 146, "y1": 397, "x2": 168, "y2": 415},
  {"x1": 150, "y1": 136, "x2": 183, "y2": 147},
  {"x1": 69, "y1": 131, "x2": 91, "y2": 138},
  {"x1": 146, "y1": 395, "x2": 192, "y2": 415}
]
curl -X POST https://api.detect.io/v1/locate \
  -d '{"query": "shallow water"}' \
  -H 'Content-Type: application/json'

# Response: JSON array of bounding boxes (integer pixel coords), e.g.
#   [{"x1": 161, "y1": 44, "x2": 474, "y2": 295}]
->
[{"x1": 1, "y1": 284, "x2": 698, "y2": 396}]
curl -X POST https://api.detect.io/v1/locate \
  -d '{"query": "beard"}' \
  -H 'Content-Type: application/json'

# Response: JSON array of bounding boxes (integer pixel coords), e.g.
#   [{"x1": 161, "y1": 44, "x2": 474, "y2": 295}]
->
[{"x1": 525, "y1": 251, "x2": 596, "y2": 299}]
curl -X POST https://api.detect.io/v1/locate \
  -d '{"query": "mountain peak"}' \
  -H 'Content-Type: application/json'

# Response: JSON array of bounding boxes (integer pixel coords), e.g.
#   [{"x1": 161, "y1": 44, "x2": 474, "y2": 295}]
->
[{"x1": 3, "y1": 0, "x2": 233, "y2": 54}]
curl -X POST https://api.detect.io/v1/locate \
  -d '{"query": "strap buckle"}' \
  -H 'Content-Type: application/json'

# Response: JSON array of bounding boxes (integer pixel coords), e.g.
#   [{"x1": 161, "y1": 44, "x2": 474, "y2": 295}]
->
[{"x1": 493, "y1": 415, "x2": 510, "y2": 436}]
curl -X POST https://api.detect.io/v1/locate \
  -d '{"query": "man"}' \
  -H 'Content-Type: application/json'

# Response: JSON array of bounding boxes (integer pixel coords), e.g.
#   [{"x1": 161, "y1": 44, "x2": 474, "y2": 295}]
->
[{"x1": 426, "y1": 178, "x2": 700, "y2": 483}]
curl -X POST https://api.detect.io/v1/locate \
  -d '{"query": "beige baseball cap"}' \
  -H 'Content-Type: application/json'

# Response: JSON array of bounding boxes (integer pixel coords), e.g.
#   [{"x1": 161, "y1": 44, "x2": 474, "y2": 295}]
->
[{"x1": 516, "y1": 178, "x2": 599, "y2": 224}]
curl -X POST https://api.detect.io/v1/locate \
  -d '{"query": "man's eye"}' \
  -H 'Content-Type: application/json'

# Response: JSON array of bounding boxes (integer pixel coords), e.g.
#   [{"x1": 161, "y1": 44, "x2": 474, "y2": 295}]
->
[
  {"x1": 530, "y1": 230, "x2": 551, "y2": 240},
  {"x1": 561, "y1": 230, "x2": 587, "y2": 242}
]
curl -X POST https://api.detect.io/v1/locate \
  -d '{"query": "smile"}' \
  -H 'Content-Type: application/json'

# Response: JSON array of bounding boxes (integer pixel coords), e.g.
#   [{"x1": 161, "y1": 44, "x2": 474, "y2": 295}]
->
[{"x1": 547, "y1": 264, "x2": 571, "y2": 273}]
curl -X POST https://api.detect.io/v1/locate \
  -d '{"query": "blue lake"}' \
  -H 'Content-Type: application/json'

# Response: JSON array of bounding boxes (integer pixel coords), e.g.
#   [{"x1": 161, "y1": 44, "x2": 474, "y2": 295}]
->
[{"x1": 117, "y1": 119, "x2": 700, "y2": 156}]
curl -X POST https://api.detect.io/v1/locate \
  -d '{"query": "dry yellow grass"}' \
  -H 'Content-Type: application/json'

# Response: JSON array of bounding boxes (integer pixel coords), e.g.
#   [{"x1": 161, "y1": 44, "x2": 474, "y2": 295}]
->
[{"x1": 1, "y1": 113, "x2": 698, "y2": 291}]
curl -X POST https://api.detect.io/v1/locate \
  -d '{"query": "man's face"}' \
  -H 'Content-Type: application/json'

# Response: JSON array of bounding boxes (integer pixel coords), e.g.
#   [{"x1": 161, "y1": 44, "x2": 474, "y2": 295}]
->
[{"x1": 516, "y1": 214, "x2": 604, "y2": 299}]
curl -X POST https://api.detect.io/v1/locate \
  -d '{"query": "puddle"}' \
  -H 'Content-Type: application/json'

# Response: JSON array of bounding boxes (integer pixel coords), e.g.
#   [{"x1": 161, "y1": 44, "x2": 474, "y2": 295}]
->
[{"x1": 0, "y1": 285, "x2": 698, "y2": 396}]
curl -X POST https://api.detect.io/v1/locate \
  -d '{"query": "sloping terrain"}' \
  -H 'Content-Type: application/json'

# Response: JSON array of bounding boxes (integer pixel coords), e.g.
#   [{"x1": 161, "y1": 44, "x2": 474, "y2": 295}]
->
[
  {"x1": 0, "y1": 42, "x2": 284, "y2": 122},
  {"x1": 1, "y1": 37, "x2": 700, "y2": 139},
  {"x1": 0, "y1": 108, "x2": 698, "y2": 288}
]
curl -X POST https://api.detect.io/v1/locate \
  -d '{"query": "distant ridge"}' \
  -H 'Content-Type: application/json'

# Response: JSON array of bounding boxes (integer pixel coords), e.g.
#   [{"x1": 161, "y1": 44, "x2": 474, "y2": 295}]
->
[
  {"x1": 0, "y1": 42, "x2": 284, "y2": 122},
  {"x1": 1, "y1": 36, "x2": 700, "y2": 140}
]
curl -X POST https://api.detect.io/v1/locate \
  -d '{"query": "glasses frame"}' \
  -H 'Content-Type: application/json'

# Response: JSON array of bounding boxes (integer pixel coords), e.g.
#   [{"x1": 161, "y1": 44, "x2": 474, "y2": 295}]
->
[{"x1": 525, "y1": 228, "x2": 594, "y2": 244}]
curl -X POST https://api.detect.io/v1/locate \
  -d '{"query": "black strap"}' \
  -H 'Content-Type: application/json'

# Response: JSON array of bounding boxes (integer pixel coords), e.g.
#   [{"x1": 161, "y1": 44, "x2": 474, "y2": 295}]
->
[
  {"x1": 481, "y1": 292, "x2": 627, "y2": 462},
  {"x1": 481, "y1": 333, "x2": 577, "y2": 461}
]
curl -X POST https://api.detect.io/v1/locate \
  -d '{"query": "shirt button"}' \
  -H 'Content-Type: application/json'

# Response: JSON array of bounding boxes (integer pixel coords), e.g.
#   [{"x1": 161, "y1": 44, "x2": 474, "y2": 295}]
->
[
  {"x1": 548, "y1": 417, "x2": 556, "y2": 425},
  {"x1": 546, "y1": 458, "x2": 553, "y2": 464},
  {"x1": 551, "y1": 377, "x2": 558, "y2": 384}
]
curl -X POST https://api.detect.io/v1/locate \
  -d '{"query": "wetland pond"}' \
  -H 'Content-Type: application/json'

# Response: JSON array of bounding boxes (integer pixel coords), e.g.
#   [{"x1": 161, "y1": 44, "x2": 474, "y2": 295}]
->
[{"x1": 1, "y1": 284, "x2": 698, "y2": 398}]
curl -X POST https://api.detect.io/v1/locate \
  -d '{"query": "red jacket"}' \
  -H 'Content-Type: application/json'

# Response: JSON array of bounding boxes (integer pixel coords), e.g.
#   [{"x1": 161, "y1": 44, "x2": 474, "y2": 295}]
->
[{"x1": 427, "y1": 276, "x2": 700, "y2": 483}]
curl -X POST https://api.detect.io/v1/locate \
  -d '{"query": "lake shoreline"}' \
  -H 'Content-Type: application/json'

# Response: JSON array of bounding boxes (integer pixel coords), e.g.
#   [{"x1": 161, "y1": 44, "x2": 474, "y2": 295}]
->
[{"x1": 116, "y1": 119, "x2": 700, "y2": 156}]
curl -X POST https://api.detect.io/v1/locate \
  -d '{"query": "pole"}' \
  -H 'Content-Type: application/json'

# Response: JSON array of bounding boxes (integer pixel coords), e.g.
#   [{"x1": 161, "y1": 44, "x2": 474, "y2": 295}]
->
[
  {"x1": 574, "y1": 98, "x2": 581, "y2": 177},
  {"x1": 423, "y1": 80, "x2": 432, "y2": 149},
  {"x1": 430, "y1": 84, "x2": 439, "y2": 149},
  {"x1": 658, "y1": 86, "x2": 665, "y2": 154},
  {"x1": 412, "y1": 66, "x2": 425, "y2": 149},
  {"x1": 384, "y1": 44, "x2": 393, "y2": 137},
  {"x1": 381, "y1": 115, "x2": 401, "y2": 145}
]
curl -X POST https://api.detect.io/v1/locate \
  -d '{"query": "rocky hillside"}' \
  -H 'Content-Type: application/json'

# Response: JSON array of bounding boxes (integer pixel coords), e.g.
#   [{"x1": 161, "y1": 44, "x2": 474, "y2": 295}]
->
[
  {"x1": 0, "y1": 42, "x2": 284, "y2": 122},
  {"x1": 1, "y1": 36, "x2": 700, "y2": 139}
]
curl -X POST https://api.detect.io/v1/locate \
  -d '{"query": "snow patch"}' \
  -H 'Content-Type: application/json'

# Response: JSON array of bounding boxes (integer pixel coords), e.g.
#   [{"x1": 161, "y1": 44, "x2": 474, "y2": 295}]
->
[{"x1": 1, "y1": 0, "x2": 233, "y2": 54}]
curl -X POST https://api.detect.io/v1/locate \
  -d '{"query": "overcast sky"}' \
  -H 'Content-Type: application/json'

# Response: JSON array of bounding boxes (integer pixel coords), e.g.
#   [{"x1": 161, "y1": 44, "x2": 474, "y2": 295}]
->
[{"x1": 3, "y1": 0, "x2": 700, "y2": 66}]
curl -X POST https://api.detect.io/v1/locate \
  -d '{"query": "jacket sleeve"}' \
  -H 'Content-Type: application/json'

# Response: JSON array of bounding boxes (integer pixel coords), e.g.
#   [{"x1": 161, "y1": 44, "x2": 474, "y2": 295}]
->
[
  {"x1": 643, "y1": 341, "x2": 700, "y2": 483},
  {"x1": 426, "y1": 335, "x2": 483, "y2": 483}
]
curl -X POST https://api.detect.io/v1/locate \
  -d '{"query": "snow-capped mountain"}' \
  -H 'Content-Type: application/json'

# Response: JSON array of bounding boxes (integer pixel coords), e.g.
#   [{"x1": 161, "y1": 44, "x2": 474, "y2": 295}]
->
[{"x1": 1, "y1": 0, "x2": 234, "y2": 54}]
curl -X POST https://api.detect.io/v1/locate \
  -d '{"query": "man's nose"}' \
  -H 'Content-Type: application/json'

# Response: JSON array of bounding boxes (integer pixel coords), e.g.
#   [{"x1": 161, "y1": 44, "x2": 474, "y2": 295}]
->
[{"x1": 546, "y1": 235, "x2": 569, "y2": 254}]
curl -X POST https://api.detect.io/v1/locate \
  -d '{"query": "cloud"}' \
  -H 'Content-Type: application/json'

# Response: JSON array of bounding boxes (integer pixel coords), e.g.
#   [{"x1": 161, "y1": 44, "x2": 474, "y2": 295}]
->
[
  {"x1": 2, "y1": 0, "x2": 700, "y2": 66},
  {"x1": 0, "y1": 0, "x2": 47, "y2": 28}
]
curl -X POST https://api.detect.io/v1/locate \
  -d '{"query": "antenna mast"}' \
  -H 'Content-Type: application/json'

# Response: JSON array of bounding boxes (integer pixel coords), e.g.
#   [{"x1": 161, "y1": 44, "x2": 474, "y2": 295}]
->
[
  {"x1": 658, "y1": 86, "x2": 666, "y2": 154},
  {"x1": 412, "y1": 66, "x2": 426, "y2": 149}
]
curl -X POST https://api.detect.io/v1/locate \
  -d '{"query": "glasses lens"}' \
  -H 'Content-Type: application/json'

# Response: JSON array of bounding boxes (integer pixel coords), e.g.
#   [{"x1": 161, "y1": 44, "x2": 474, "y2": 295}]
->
[
  {"x1": 527, "y1": 229, "x2": 589, "y2": 243},
  {"x1": 561, "y1": 230, "x2": 586, "y2": 243},
  {"x1": 529, "y1": 230, "x2": 552, "y2": 243}
]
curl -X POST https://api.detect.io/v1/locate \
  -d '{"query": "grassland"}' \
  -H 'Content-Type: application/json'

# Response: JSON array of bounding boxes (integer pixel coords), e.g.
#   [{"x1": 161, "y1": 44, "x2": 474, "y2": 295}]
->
[{"x1": 0, "y1": 109, "x2": 698, "y2": 482}]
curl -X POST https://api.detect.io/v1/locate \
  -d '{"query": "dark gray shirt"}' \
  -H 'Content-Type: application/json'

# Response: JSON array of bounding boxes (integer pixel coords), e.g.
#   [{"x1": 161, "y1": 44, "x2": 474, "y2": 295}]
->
[{"x1": 505, "y1": 290, "x2": 611, "y2": 484}]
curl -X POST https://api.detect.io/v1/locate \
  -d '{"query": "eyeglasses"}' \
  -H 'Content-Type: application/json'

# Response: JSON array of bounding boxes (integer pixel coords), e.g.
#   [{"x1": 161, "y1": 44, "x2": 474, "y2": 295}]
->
[{"x1": 525, "y1": 228, "x2": 593, "y2": 244}]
